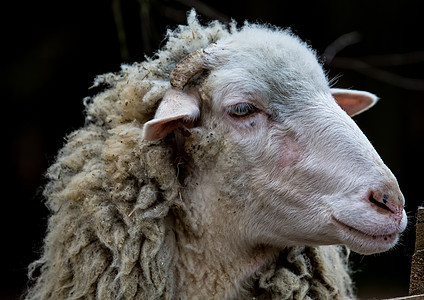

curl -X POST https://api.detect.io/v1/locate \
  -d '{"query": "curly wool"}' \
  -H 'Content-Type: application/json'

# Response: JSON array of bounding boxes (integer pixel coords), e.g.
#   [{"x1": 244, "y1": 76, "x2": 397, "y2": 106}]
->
[
  {"x1": 26, "y1": 11, "x2": 354, "y2": 299},
  {"x1": 255, "y1": 246, "x2": 353, "y2": 299}
]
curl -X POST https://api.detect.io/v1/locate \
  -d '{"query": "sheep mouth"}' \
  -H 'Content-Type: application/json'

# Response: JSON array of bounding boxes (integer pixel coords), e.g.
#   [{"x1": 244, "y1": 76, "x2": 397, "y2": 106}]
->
[{"x1": 331, "y1": 216, "x2": 398, "y2": 245}]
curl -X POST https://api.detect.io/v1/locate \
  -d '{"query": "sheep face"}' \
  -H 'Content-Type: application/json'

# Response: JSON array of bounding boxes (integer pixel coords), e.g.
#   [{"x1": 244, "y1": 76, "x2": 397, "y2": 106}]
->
[{"x1": 143, "y1": 27, "x2": 407, "y2": 255}]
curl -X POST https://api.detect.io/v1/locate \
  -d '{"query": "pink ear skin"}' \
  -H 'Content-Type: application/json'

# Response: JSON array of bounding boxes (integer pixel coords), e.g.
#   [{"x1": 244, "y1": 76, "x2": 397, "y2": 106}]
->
[
  {"x1": 331, "y1": 88, "x2": 379, "y2": 117},
  {"x1": 142, "y1": 89, "x2": 200, "y2": 141}
]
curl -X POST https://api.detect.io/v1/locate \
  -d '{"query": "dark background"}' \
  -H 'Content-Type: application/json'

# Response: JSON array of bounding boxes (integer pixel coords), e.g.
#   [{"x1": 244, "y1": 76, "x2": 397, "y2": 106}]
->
[{"x1": 3, "y1": 0, "x2": 423, "y2": 298}]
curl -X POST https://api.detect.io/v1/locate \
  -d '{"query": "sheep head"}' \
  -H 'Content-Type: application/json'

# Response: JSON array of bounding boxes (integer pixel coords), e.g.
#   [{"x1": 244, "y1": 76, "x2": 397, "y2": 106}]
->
[{"x1": 143, "y1": 26, "x2": 407, "y2": 256}]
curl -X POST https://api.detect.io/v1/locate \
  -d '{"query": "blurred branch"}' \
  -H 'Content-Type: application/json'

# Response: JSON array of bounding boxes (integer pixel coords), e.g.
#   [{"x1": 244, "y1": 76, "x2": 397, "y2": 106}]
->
[
  {"x1": 325, "y1": 32, "x2": 424, "y2": 91},
  {"x1": 360, "y1": 51, "x2": 424, "y2": 67},
  {"x1": 112, "y1": 0, "x2": 129, "y2": 61},
  {"x1": 138, "y1": 0, "x2": 152, "y2": 54},
  {"x1": 329, "y1": 57, "x2": 424, "y2": 91},
  {"x1": 323, "y1": 31, "x2": 362, "y2": 64}
]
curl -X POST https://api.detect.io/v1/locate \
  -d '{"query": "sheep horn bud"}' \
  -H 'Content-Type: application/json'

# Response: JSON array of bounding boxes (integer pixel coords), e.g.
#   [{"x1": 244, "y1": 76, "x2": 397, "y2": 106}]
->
[{"x1": 170, "y1": 43, "x2": 217, "y2": 90}]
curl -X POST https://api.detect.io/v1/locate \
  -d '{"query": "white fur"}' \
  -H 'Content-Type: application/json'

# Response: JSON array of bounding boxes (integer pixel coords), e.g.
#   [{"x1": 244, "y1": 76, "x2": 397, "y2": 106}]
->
[{"x1": 145, "y1": 21, "x2": 407, "y2": 298}]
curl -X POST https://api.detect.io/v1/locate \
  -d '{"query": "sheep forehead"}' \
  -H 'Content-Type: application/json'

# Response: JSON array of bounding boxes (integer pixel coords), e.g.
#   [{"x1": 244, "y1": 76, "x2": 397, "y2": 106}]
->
[
  {"x1": 210, "y1": 26, "x2": 330, "y2": 106},
  {"x1": 219, "y1": 27, "x2": 322, "y2": 73},
  {"x1": 222, "y1": 26, "x2": 309, "y2": 53}
]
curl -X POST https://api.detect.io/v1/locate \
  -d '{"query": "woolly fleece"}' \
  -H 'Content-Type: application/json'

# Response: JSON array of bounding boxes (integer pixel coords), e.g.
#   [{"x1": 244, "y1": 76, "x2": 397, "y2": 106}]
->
[{"x1": 26, "y1": 11, "x2": 354, "y2": 299}]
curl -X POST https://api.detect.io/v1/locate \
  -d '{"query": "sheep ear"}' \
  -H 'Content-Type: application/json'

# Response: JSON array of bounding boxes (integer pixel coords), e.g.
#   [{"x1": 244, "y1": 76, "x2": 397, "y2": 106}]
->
[
  {"x1": 331, "y1": 88, "x2": 379, "y2": 116},
  {"x1": 143, "y1": 89, "x2": 200, "y2": 141}
]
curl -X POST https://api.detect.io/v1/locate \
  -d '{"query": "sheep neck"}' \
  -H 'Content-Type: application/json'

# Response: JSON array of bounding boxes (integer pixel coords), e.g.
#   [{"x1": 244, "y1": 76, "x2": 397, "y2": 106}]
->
[{"x1": 172, "y1": 182, "x2": 279, "y2": 298}]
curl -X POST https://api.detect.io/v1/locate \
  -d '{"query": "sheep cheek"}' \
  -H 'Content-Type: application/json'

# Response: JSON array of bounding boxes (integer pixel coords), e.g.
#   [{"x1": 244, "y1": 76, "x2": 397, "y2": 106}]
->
[{"x1": 277, "y1": 135, "x2": 302, "y2": 169}]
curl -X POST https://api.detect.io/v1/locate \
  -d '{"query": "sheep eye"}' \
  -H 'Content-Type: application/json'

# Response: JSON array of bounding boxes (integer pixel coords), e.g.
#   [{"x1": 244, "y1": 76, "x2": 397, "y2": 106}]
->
[{"x1": 228, "y1": 103, "x2": 257, "y2": 118}]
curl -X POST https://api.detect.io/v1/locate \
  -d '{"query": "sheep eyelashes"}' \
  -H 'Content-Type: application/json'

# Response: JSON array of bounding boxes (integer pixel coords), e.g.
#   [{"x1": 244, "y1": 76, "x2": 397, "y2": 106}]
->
[{"x1": 26, "y1": 11, "x2": 406, "y2": 300}]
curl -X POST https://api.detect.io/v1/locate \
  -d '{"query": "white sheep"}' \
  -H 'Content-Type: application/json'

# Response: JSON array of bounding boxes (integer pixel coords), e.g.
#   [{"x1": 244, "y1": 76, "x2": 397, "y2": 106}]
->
[{"x1": 26, "y1": 11, "x2": 407, "y2": 299}]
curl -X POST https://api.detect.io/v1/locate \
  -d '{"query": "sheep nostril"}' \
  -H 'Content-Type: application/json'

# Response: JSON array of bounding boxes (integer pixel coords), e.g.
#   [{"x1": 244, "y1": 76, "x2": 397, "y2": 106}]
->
[{"x1": 368, "y1": 191, "x2": 393, "y2": 213}]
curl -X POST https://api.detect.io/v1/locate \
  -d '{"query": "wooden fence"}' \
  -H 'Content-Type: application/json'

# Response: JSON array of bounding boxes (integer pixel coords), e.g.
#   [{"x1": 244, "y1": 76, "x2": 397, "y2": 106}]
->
[{"x1": 388, "y1": 207, "x2": 424, "y2": 299}]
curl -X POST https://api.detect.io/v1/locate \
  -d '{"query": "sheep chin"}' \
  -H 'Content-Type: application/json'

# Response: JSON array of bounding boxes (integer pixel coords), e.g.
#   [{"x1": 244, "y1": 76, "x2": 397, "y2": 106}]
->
[{"x1": 331, "y1": 216, "x2": 402, "y2": 254}]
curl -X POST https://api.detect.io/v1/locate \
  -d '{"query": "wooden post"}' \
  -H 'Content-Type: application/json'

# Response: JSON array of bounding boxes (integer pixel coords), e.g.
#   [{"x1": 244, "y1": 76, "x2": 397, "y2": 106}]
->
[{"x1": 410, "y1": 207, "x2": 424, "y2": 295}]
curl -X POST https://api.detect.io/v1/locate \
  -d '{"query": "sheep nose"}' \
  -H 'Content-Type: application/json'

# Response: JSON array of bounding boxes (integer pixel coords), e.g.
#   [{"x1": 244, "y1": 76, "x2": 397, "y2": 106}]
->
[{"x1": 367, "y1": 188, "x2": 405, "y2": 221}]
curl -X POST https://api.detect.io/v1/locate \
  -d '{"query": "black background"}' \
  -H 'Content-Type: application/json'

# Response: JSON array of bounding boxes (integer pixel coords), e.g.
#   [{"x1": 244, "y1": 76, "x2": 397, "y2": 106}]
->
[{"x1": 3, "y1": 0, "x2": 424, "y2": 298}]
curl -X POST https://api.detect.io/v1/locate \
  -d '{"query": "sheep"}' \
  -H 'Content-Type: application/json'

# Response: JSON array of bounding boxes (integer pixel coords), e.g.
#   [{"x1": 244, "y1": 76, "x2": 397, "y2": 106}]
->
[{"x1": 26, "y1": 10, "x2": 407, "y2": 299}]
